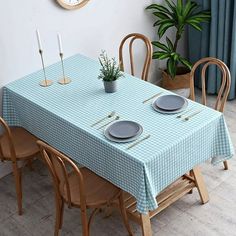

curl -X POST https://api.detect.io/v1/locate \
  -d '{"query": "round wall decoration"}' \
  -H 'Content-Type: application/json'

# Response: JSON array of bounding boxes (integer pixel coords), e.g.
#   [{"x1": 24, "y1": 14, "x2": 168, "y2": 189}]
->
[{"x1": 56, "y1": 0, "x2": 89, "y2": 10}]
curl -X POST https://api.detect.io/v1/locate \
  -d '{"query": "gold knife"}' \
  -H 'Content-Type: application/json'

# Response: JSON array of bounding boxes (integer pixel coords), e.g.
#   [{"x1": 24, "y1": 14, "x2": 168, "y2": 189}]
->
[
  {"x1": 127, "y1": 134, "x2": 151, "y2": 150},
  {"x1": 176, "y1": 109, "x2": 193, "y2": 118},
  {"x1": 142, "y1": 92, "x2": 163, "y2": 104},
  {"x1": 184, "y1": 110, "x2": 202, "y2": 121}
]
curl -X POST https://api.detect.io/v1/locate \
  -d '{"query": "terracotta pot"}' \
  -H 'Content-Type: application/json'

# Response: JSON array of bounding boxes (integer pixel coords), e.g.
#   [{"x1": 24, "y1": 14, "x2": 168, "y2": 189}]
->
[{"x1": 161, "y1": 67, "x2": 191, "y2": 90}]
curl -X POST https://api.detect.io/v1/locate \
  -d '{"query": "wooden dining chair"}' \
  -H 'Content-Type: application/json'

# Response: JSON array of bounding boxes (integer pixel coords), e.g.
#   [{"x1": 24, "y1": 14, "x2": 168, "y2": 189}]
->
[
  {"x1": 189, "y1": 57, "x2": 231, "y2": 170},
  {"x1": 0, "y1": 117, "x2": 40, "y2": 215},
  {"x1": 119, "y1": 33, "x2": 153, "y2": 81},
  {"x1": 37, "y1": 140, "x2": 133, "y2": 236}
]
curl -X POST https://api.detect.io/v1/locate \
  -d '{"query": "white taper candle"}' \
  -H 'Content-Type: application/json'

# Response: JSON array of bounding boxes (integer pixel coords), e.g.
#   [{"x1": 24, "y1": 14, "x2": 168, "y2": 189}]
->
[
  {"x1": 36, "y1": 29, "x2": 43, "y2": 51},
  {"x1": 57, "y1": 33, "x2": 63, "y2": 54}
]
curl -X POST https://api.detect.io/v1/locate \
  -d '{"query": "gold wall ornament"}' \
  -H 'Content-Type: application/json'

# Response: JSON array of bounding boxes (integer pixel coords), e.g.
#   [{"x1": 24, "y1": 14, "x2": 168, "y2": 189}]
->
[{"x1": 56, "y1": 0, "x2": 90, "y2": 10}]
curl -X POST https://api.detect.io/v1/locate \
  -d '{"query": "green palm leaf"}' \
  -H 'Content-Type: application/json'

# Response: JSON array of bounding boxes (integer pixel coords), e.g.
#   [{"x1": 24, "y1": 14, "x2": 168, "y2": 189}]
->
[
  {"x1": 158, "y1": 22, "x2": 175, "y2": 38},
  {"x1": 188, "y1": 11, "x2": 211, "y2": 22},
  {"x1": 187, "y1": 2, "x2": 199, "y2": 14},
  {"x1": 167, "y1": 58, "x2": 177, "y2": 78},
  {"x1": 165, "y1": 0, "x2": 176, "y2": 12},
  {"x1": 179, "y1": 57, "x2": 192, "y2": 70},
  {"x1": 154, "y1": 19, "x2": 174, "y2": 27},
  {"x1": 152, "y1": 41, "x2": 169, "y2": 52},
  {"x1": 186, "y1": 20, "x2": 202, "y2": 31},
  {"x1": 172, "y1": 52, "x2": 180, "y2": 61},
  {"x1": 153, "y1": 51, "x2": 170, "y2": 60},
  {"x1": 176, "y1": 0, "x2": 183, "y2": 15},
  {"x1": 153, "y1": 12, "x2": 170, "y2": 20},
  {"x1": 166, "y1": 37, "x2": 174, "y2": 51},
  {"x1": 146, "y1": 4, "x2": 172, "y2": 16}
]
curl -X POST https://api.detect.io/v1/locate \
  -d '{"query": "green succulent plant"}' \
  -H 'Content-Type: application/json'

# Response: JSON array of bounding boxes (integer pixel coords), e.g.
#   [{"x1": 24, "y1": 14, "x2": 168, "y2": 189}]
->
[
  {"x1": 146, "y1": 0, "x2": 211, "y2": 78},
  {"x1": 98, "y1": 50, "x2": 124, "y2": 82}
]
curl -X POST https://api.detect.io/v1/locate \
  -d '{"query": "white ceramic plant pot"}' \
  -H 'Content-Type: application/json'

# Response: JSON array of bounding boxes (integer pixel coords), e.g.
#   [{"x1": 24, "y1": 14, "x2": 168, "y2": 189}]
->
[
  {"x1": 171, "y1": 88, "x2": 190, "y2": 98},
  {"x1": 103, "y1": 80, "x2": 117, "y2": 93}
]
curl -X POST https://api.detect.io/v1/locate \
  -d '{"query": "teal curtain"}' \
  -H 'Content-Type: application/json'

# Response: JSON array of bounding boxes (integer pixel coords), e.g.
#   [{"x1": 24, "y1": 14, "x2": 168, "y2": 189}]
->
[{"x1": 188, "y1": 0, "x2": 236, "y2": 100}]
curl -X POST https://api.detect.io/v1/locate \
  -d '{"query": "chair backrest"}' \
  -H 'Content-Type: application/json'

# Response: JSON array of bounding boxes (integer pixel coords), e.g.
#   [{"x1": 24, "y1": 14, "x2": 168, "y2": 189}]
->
[
  {"x1": 0, "y1": 117, "x2": 17, "y2": 161},
  {"x1": 189, "y1": 57, "x2": 231, "y2": 112},
  {"x1": 119, "y1": 33, "x2": 153, "y2": 81},
  {"x1": 37, "y1": 140, "x2": 86, "y2": 209}
]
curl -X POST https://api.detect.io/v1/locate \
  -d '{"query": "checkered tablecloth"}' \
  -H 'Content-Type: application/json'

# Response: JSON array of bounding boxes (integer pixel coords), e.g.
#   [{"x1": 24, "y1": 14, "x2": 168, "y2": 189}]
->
[{"x1": 2, "y1": 54, "x2": 234, "y2": 213}]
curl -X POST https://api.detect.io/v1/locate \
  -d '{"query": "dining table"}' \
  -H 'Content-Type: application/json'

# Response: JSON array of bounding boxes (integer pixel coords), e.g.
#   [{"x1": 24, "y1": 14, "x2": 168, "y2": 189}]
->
[{"x1": 2, "y1": 53, "x2": 234, "y2": 235}]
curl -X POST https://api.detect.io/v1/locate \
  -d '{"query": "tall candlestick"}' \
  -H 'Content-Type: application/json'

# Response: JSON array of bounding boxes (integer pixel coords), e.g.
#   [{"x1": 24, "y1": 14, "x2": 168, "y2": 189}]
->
[
  {"x1": 38, "y1": 50, "x2": 53, "y2": 87},
  {"x1": 36, "y1": 29, "x2": 43, "y2": 51},
  {"x1": 57, "y1": 33, "x2": 63, "y2": 54},
  {"x1": 36, "y1": 30, "x2": 53, "y2": 87},
  {"x1": 57, "y1": 33, "x2": 71, "y2": 85},
  {"x1": 58, "y1": 53, "x2": 71, "y2": 85}
]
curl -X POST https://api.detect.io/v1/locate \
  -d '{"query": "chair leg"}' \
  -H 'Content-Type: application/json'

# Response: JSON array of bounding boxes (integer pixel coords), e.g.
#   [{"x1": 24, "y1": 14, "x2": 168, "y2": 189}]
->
[
  {"x1": 80, "y1": 208, "x2": 89, "y2": 236},
  {"x1": 12, "y1": 162, "x2": 23, "y2": 215},
  {"x1": 188, "y1": 171, "x2": 193, "y2": 194},
  {"x1": 223, "y1": 160, "x2": 229, "y2": 170},
  {"x1": 27, "y1": 159, "x2": 34, "y2": 171},
  {"x1": 118, "y1": 192, "x2": 133, "y2": 236},
  {"x1": 88, "y1": 208, "x2": 99, "y2": 234},
  {"x1": 54, "y1": 197, "x2": 63, "y2": 236},
  {"x1": 59, "y1": 199, "x2": 64, "y2": 229}
]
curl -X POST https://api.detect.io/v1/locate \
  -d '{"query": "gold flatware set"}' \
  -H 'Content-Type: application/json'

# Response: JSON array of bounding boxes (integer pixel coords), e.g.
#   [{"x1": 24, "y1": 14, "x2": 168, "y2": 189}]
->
[
  {"x1": 91, "y1": 112, "x2": 151, "y2": 150},
  {"x1": 177, "y1": 109, "x2": 203, "y2": 121},
  {"x1": 91, "y1": 92, "x2": 203, "y2": 151}
]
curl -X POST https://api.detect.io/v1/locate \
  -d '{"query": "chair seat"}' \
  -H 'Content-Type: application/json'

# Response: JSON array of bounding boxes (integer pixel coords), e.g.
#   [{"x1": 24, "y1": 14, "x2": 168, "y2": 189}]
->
[
  {"x1": 61, "y1": 167, "x2": 120, "y2": 208},
  {"x1": 0, "y1": 127, "x2": 39, "y2": 160}
]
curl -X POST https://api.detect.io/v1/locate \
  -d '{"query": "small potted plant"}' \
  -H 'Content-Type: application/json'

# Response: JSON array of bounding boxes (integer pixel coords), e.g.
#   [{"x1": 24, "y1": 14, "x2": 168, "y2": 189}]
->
[
  {"x1": 146, "y1": 0, "x2": 211, "y2": 95},
  {"x1": 98, "y1": 50, "x2": 124, "y2": 93}
]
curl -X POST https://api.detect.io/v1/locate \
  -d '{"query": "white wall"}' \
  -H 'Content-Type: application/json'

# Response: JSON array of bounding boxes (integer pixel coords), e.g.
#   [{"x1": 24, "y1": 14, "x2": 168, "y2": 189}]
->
[{"x1": 0, "y1": 0, "x2": 186, "y2": 177}]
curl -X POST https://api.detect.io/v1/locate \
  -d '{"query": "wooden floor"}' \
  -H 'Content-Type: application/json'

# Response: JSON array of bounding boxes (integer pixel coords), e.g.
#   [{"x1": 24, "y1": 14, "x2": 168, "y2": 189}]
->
[{"x1": 0, "y1": 94, "x2": 235, "y2": 236}]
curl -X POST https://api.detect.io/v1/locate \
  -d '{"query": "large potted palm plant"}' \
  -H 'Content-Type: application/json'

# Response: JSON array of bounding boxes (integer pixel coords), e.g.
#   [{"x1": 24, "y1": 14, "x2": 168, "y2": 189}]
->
[{"x1": 146, "y1": 0, "x2": 210, "y2": 95}]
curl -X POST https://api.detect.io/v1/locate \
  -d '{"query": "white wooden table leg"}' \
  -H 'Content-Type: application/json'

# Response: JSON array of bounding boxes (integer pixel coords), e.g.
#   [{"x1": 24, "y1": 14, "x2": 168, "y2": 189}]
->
[
  {"x1": 191, "y1": 166, "x2": 209, "y2": 204},
  {"x1": 141, "y1": 213, "x2": 152, "y2": 236}
]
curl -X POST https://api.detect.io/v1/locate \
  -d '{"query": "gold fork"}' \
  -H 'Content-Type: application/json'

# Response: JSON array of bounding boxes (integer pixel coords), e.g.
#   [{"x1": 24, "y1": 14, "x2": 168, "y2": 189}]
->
[
  {"x1": 91, "y1": 111, "x2": 116, "y2": 127},
  {"x1": 97, "y1": 116, "x2": 120, "y2": 130}
]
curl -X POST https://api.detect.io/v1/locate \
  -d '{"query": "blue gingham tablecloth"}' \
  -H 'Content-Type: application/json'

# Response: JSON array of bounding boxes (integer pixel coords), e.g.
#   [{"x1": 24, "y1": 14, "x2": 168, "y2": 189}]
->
[{"x1": 2, "y1": 54, "x2": 234, "y2": 213}]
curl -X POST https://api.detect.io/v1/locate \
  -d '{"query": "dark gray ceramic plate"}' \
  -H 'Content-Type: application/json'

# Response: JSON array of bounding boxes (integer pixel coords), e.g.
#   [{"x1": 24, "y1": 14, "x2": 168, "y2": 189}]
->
[
  {"x1": 104, "y1": 121, "x2": 142, "y2": 143},
  {"x1": 152, "y1": 98, "x2": 188, "y2": 114},
  {"x1": 155, "y1": 95, "x2": 186, "y2": 111},
  {"x1": 108, "y1": 120, "x2": 143, "y2": 139}
]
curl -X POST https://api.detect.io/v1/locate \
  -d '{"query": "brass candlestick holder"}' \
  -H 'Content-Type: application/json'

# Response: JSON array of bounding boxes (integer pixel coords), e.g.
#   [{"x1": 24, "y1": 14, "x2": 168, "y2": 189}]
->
[
  {"x1": 58, "y1": 53, "x2": 71, "y2": 85},
  {"x1": 39, "y1": 49, "x2": 53, "y2": 87}
]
